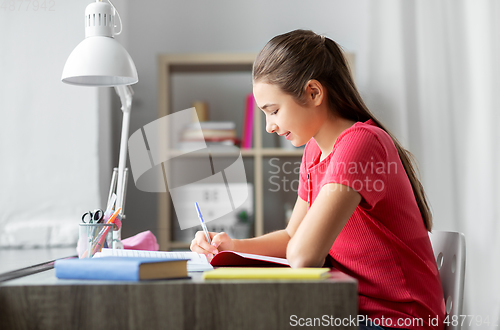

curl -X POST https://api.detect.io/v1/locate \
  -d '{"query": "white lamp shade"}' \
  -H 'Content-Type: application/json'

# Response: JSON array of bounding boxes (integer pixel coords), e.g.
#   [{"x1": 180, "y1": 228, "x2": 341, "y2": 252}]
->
[{"x1": 62, "y1": 36, "x2": 138, "y2": 87}]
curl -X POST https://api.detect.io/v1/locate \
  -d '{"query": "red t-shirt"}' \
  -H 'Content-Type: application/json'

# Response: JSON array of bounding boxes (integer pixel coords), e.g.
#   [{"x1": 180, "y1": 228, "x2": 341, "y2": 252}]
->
[{"x1": 298, "y1": 120, "x2": 445, "y2": 330}]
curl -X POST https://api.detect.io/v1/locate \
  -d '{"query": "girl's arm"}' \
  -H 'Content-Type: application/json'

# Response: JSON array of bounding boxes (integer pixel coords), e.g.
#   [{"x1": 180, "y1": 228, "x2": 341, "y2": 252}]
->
[
  {"x1": 190, "y1": 195, "x2": 308, "y2": 259},
  {"x1": 286, "y1": 183, "x2": 361, "y2": 268}
]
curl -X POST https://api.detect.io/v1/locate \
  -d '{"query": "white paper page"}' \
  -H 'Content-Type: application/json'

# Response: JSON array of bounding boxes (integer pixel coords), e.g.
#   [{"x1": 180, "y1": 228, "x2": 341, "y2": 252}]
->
[
  {"x1": 230, "y1": 251, "x2": 290, "y2": 266},
  {"x1": 95, "y1": 249, "x2": 213, "y2": 272}
]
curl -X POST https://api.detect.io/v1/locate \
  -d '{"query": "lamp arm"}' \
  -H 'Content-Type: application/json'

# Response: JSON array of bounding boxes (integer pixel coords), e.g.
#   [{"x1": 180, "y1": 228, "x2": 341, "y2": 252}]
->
[
  {"x1": 114, "y1": 85, "x2": 134, "y2": 213},
  {"x1": 115, "y1": 85, "x2": 133, "y2": 113}
]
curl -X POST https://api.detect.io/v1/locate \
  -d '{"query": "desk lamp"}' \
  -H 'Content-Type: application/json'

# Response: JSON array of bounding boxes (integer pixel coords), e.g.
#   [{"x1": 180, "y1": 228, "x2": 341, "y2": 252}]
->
[{"x1": 61, "y1": 0, "x2": 138, "y2": 248}]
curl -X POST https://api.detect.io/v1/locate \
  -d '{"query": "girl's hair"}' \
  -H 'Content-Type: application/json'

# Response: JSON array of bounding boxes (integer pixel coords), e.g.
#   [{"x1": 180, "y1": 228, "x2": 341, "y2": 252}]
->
[{"x1": 253, "y1": 29, "x2": 432, "y2": 231}]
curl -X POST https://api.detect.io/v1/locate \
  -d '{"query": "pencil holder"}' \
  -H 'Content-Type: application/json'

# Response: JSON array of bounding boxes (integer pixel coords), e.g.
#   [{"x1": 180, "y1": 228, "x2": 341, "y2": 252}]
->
[{"x1": 77, "y1": 223, "x2": 115, "y2": 258}]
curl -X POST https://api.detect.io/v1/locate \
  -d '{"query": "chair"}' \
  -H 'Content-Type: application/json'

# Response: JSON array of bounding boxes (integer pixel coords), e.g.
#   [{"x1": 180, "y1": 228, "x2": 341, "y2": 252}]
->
[{"x1": 429, "y1": 231, "x2": 466, "y2": 330}]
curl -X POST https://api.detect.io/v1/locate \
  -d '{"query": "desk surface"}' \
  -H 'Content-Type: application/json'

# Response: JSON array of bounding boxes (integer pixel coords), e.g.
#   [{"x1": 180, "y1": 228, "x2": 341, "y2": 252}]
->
[
  {"x1": 0, "y1": 247, "x2": 76, "y2": 273},
  {"x1": 0, "y1": 248, "x2": 358, "y2": 330}
]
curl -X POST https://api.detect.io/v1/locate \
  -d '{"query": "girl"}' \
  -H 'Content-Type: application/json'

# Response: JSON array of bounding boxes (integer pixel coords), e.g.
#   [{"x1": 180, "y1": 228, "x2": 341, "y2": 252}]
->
[{"x1": 190, "y1": 29, "x2": 445, "y2": 330}]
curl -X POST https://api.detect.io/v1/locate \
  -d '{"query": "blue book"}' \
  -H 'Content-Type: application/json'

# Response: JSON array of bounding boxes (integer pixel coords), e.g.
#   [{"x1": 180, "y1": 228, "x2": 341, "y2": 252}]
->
[{"x1": 55, "y1": 257, "x2": 188, "y2": 281}]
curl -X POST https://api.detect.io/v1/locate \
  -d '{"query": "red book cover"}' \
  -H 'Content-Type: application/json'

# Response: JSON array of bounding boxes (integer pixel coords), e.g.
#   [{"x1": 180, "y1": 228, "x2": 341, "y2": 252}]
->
[{"x1": 210, "y1": 251, "x2": 290, "y2": 267}]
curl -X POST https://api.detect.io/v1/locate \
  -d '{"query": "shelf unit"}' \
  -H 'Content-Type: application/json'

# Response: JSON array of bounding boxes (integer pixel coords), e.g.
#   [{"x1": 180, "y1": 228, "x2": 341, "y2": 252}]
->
[{"x1": 157, "y1": 52, "x2": 354, "y2": 250}]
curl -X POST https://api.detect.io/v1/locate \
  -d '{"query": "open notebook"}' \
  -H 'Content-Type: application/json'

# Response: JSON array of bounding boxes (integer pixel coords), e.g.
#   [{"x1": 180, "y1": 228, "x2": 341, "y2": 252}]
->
[
  {"x1": 95, "y1": 249, "x2": 213, "y2": 272},
  {"x1": 211, "y1": 251, "x2": 290, "y2": 267},
  {"x1": 95, "y1": 249, "x2": 290, "y2": 271}
]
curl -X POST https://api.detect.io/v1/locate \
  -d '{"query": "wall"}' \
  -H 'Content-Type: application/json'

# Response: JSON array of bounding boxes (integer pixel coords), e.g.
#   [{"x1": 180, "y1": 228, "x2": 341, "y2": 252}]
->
[
  {"x1": 115, "y1": 0, "x2": 371, "y2": 239},
  {"x1": 0, "y1": 0, "x2": 101, "y2": 247}
]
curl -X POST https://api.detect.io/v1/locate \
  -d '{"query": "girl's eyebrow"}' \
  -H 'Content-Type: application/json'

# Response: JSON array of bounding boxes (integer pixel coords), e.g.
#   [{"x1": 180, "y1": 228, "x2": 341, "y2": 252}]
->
[{"x1": 261, "y1": 103, "x2": 277, "y2": 111}]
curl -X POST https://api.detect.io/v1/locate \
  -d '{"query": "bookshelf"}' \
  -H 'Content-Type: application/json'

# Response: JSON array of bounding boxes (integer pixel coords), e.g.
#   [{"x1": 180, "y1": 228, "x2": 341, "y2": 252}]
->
[{"x1": 157, "y1": 52, "x2": 353, "y2": 250}]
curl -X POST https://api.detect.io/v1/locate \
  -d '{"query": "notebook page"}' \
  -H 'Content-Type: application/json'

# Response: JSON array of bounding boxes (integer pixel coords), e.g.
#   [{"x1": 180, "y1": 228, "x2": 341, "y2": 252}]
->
[
  {"x1": 96, "y1": 249, "x2": 213, "y2": 272},
  {"x1": 232, "y1": 251, "x2": 290, "y2": 266}
]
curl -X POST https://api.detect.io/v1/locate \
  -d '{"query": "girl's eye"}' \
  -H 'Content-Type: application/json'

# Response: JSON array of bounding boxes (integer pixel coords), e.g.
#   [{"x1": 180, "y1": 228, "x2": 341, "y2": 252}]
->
[{"x1": 271, "y1": 109, "x2": 279, "y2": 115}]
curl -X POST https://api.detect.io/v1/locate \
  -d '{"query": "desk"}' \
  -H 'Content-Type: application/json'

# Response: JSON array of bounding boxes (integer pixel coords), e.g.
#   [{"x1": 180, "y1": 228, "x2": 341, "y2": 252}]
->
[{"x1": 0, "y1": 249, "x2": 358, "y2": 330}]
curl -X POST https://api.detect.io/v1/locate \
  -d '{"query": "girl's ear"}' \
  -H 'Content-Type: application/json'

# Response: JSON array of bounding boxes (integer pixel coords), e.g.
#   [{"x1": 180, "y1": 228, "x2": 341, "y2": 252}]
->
[{"x1": 304, "y1": 80, "x2": 325, "y2": 106}]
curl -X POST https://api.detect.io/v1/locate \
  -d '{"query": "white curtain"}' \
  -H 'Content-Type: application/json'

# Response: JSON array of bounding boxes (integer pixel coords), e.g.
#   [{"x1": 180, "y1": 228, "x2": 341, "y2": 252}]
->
[
  {"x1": 366, "y1": 1, "x2": 500, "y2": 329},
  {"x1": 0, "y1": 2, "x2": 101, "y2": 248}
]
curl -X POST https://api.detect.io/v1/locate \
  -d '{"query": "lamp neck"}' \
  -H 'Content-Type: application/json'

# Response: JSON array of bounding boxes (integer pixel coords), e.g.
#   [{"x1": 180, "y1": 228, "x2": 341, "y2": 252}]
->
[
  {"x1": 85, "y1": 1, "x2": 114, "y2": 38},
  {"x1": 114, "y1": 85, "x2": 133, "y2": 114}
]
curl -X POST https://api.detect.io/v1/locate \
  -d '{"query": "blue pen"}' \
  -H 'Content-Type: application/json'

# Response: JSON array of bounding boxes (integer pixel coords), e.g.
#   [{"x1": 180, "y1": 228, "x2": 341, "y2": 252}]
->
[{"x1": 195, "y1": 202, "x2": 211, "y2": 245}]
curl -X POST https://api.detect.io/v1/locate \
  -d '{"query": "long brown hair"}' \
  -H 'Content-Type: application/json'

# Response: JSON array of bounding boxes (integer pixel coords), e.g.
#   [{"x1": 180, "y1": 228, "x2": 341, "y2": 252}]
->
[{"x1": 253, "y1": 29, "x2": 432, "y2": 231}]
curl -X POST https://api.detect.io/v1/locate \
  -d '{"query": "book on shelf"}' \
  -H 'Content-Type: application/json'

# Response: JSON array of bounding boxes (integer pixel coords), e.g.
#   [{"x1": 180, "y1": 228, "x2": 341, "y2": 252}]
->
[
  {"x1": 202, "y1": 267, "x2": 331, "y2": 280},
  {"x1": 176, "y1": 141, "x2": 240, "y2": 152},
  {"x1": 182, "y1": 129, "x2": 236, "y2": 140},
  {"x1": 188, "y1": 121, "x2": 236, "y2": 130},
  {"x1": 54, "y1": 257, "x2": 189, "y2": 281},
  {"x1": 241, "y1": 93, "x2": 255, "y2": 149},
  {"x1": 178, "y1": 120, "x2": 239, "y2": 149}
]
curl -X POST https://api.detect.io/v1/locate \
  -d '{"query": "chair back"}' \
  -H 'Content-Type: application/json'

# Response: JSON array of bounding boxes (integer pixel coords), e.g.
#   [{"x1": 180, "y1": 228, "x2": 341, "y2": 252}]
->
[{"x1": 429, "y1": 231, "x2": 466, "y2": 330}]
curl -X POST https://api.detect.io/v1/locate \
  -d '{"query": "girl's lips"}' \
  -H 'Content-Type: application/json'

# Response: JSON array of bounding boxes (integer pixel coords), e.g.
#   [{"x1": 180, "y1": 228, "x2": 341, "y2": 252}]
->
[{"x1": 278, "y1": 131, "x2": 291, "y2": 140}]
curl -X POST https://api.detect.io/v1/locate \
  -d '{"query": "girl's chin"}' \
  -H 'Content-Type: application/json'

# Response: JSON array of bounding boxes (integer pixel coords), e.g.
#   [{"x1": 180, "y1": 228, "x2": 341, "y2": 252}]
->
[
  {"x1": 290, "y1": 139, "x2": 305, "y2": 148},
  {"x1": 285, "y1": 133, "x2": 306, "y2": 147}
]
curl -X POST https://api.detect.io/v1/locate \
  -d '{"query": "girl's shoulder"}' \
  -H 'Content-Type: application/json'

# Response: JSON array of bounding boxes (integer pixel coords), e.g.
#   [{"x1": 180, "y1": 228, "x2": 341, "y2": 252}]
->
[
  {"x1": 303, "y1": 120, "x2": 394, "y2": 166},
  {"x1": 341, "y1": 119, "x2": 388, "y2": 141},
  {"x1": 336, "y1": 119, "x2": 394, "y2": 153}
]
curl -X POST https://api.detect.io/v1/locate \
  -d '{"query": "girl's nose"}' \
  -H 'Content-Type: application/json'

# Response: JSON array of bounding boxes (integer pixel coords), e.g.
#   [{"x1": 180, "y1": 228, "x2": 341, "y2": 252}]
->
[{"x1": 266, "y1": 121, "x2": 278, "y2": 134}]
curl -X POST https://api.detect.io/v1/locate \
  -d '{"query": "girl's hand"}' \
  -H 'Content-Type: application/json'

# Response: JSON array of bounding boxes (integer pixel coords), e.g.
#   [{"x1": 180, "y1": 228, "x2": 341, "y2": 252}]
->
[{"x1": 190, "y1": 231, "x2": 234, "y2": 261}]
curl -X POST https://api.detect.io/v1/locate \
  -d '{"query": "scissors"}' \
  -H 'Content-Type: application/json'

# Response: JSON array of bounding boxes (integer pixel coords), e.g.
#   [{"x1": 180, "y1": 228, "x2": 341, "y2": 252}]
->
[{"x1": 81, "y1": 209, "x2": 105, "y2": 224}]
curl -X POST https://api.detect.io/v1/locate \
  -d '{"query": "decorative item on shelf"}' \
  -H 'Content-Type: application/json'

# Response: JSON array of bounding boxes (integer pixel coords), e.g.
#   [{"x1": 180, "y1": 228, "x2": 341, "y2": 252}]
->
[
  {"x1": 192, "y1": 101, "x2": 209, "y2": 122},
  {"x1": 241, "y1": 93, "x2": 255, "y2": 149},
  {"x1": 177, "y1": 121, "x2": 240, "y2": 150},
  {"x1": 61, "y1": 0, "x2": 138, "y2": 249}
]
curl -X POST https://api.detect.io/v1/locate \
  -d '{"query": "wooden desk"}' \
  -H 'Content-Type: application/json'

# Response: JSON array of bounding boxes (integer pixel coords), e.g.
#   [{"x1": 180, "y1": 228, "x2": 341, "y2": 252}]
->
[{"x1": 0, "y1": 249, "x2": 358, "y2": 330}]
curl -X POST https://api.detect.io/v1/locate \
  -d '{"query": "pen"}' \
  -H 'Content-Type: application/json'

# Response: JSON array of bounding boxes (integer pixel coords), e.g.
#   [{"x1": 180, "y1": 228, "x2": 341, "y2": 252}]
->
[
  {"x1": 92, "y1": 207, "x2": 121, "y2": 256},
  {"x1": 195, "y1": 202, "x2": 211, "y2": 245}
]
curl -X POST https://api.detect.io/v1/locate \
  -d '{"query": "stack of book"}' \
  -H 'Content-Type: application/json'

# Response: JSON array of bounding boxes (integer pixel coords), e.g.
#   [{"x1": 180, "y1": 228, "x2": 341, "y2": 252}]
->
[{"x1": 177, "y1": 121, "x2": 239, "y2": 150}]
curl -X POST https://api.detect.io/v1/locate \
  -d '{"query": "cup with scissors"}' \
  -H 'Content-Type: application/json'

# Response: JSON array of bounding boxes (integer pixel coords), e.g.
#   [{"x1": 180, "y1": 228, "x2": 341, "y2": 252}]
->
[
  {"x1": 78, "y1": 209, "x2": 112, "y2": 258},
  {"x1": 81, "y1": 209, "x2": 105, "y2": 224}
]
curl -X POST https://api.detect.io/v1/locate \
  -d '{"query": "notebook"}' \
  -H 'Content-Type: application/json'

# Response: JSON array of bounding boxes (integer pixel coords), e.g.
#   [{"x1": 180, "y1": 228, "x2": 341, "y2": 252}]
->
[
  {"x1": 95, "y1": 249, "x2": 213, "y2": 272},
  {"x1": 203, "y1": 267, "x2": 330, "y2": 280}
]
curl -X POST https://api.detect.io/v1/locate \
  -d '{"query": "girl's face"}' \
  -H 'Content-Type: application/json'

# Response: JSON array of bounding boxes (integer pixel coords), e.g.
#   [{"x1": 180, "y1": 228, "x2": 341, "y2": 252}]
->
[{"x1": 253, "y1": 82, "x2": 323, "y2": 147}]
